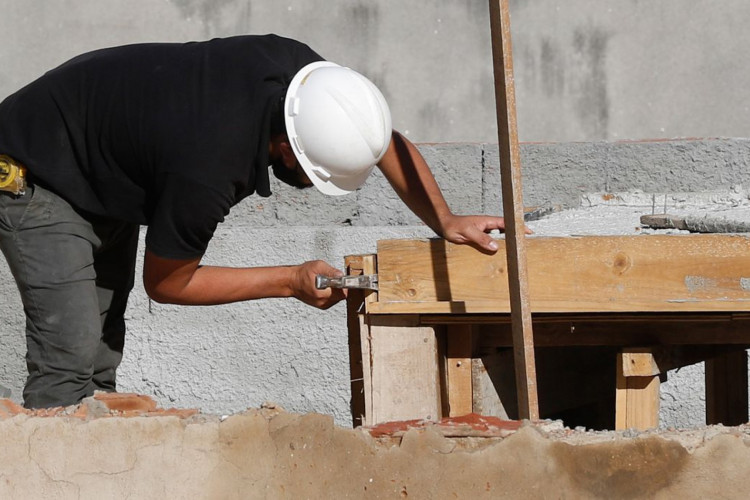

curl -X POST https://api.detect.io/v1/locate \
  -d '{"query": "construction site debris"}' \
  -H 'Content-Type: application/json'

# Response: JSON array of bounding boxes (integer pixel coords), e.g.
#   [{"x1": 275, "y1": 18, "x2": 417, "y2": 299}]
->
[{"x1": 0, "y1": 392, "x2": 199, "y2": 420}]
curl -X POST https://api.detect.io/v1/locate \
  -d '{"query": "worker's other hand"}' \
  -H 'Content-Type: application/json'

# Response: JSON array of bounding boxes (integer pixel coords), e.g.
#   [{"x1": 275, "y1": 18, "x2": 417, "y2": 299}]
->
[
  {"x1": 441, "y1": 214, "x2": 533, "y2": 253},
  {"x1": 291, "y1": 260, "x2": 347, "y2": 309}
]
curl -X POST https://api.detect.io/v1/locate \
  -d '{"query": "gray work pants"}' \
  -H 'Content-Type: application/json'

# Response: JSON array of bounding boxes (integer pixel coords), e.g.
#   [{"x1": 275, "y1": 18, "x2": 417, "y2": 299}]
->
[{"x1": 0, "y1": 183, "x2": 139, "y2": 409}]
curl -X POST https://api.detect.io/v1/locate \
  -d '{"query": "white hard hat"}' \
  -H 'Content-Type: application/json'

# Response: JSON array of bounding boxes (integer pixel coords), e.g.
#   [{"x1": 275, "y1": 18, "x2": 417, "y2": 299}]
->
[{"x1": 284, "y1": 61, "x2": 392, "y2": 196}]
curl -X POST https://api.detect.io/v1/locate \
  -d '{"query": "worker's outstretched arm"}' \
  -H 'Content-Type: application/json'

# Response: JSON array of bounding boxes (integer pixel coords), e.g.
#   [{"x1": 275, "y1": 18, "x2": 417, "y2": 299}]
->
[
  {"x1": 143, "y1": 250, "x2": 346, "y2": 308},
  {"x1": 377, "y1": 130, "x2": 510, "y2": 253}
]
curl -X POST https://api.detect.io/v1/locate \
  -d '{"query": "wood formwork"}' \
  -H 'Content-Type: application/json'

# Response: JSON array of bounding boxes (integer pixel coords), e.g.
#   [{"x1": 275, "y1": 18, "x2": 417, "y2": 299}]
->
[
  {"x1": 347, "y1": 0, "x2": 750, "y2": 431},
  {"x1": 347, "y1": 235, "x2": 750, "y2": 430}
]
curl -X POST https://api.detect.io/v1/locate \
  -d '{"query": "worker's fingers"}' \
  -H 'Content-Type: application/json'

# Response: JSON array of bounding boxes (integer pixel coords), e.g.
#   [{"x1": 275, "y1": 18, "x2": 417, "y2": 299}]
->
[
  {"x1": 441, "y1": 216, "x2": 498, "y2": 253},
  {"x1": 477, "y1": 216, "x2": 533, "y2": 235},
  {"x1": 463, "y1": 223, "x2": 500, "y2": 252},
  {"x1": 442, "y1": 215, "x2": 533, "y2": 254},
  {"x1": 292, "y1": 260, "x2": 347, "y2": 309},
  {"x1": 476, "y1": 216, "x2": 506, "y2": 233},
  {"x1": 304, "y1": 260, "x2": 344, "y2": 279},
  {"x1": 320, "y1": 287, "x2": 347, "y2": 309}
]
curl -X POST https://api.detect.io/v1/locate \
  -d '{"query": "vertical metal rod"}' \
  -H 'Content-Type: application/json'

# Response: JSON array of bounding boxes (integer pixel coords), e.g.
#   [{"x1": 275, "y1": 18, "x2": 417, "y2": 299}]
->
[{"x1": 488, "y1": 0, "x2": 539, "y2": 420}]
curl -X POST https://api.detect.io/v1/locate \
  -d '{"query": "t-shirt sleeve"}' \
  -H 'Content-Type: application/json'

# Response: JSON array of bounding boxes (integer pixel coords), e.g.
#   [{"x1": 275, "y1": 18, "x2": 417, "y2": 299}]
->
[
  {"x1": 291, "y1": 40, "x2": 325, "y2": 67},
  {"x1": 145, "y1": 173, "x2": 233, "y2": 259}
]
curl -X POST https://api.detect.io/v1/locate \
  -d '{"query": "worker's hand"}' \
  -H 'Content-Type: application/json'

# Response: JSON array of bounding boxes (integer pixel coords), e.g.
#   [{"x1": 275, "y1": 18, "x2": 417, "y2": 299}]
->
[
  {"x1": 440, "y1": 214, "x2": 532, "y2": 253},
  {"x1": 290, "y1": 260, "x2": 347, "y2": 309}
]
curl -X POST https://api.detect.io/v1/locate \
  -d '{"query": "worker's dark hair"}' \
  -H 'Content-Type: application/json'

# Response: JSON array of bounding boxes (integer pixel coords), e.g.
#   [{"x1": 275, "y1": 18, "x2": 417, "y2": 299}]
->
[{"x1": 269, "y1": 95, "x2": 286, "y2": 136}]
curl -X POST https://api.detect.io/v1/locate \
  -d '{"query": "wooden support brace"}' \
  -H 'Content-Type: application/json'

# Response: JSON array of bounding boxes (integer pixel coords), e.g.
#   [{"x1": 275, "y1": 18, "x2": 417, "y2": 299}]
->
[
  {"x1": 621, "y1": 350, "x2": 661, "y2": 377},
  {"x1": 445, "y1": 324, "x2": 474, "y2": 417},
  {"x1": 489, "y1": 0, "x2": 539, "y2": 421},
  {"x1": 616, "y1": 348, "x2": 660, "y2": 430},
  {"x1": 345, "y1": 254, "x2": 377, "y2": 427}
]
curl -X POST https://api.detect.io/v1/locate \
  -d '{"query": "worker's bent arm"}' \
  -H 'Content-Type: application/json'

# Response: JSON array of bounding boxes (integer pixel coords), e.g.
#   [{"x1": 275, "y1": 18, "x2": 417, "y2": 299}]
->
[
  {"x1": 143, "y1": 250, "x2": 346, "y2": 308},
  {"x1": 377, "y1": 130, "x2": 510, "y2": 252}
]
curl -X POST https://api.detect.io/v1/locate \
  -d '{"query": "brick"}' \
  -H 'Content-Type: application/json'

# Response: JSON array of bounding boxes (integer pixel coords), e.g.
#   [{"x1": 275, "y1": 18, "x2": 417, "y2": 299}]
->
[
  {"x1": 0, "y1": 398, "x2": 28, "y2": 419},
  {"x1": 93, "y1": 392, "x2": 158, "y2": 414},
  {"x1": 0, "y1": 394, "x2": 199, "y2": 420}
]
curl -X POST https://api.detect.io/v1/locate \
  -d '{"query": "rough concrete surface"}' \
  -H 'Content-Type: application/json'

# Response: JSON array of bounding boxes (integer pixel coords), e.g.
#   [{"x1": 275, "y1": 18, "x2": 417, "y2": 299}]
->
[
  {"x1": 1, "y1": 1, "x2": 749, "y2": 143},
  {"x1": 2, "y1": 394, "x2": 750, "y2": 499}
]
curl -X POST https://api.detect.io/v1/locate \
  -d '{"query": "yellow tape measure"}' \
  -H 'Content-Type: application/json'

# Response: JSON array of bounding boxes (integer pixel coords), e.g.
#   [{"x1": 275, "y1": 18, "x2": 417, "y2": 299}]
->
[{"x1": 0, "y1": 155, "x2": 27, "y2": 195}]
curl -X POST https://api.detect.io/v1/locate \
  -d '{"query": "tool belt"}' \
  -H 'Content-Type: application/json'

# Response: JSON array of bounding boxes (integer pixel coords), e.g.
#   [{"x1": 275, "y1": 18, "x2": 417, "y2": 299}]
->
[{"x1": 0, "y1": 155, "x2": 27, "y2": 195}]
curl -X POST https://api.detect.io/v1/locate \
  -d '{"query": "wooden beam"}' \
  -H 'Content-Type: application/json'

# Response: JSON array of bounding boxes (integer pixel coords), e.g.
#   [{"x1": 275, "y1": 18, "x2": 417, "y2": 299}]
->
[
  {"x1": 421, "y1": 312, "x2": 750, "y2": 325},
  {"x1": 475, "y1": 320, "x2": 750, "y2": 348},
  {"x1": 374, "y1": 235, "x2": 750, "y2": 314},
  {"x1": 358, "y1": 313, "x2": 374, "y2": 426},
  {"x1": 488, "y1": 0, "x2": 539, "y2": 421}
]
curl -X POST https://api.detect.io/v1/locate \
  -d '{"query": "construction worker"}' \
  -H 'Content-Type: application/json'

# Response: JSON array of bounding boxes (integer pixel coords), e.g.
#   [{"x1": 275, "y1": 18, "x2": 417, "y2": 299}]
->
[{"x1": 0, "y1": 34, "x2": 508, "y2": 410}]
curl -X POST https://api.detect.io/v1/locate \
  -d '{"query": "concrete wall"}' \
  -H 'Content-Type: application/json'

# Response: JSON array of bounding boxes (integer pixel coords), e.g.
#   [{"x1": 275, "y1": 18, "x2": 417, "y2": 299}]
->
[
  {"x1": 3, "y1": 400, "x2": 750, "y2": 499},
  {"x1": 0, "y1": 0, "x2": 748, "y2": 143},
  {"x1": 1, "y1": 139, "x2": 750, "y2": 428}
]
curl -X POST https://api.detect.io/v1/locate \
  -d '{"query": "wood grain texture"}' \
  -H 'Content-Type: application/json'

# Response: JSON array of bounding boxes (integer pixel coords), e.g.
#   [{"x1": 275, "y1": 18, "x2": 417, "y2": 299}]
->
[
  {"x1": 375, "y1": 235, "x2": 750, "y2": 313},
  {"x1": 345, "y1": 255, "x2": 378, "y2": 427},
  {"x1": 488, "y1": 0, "x2": 539, "y2": 420},
  {"x1": 446, "y1": 325, "x2": 474, "y2": 417},
  {"x1": 365, "y1": 316, "x2": 442, "y2": 425},
  {"x1": 616, "y1": 350, "x2": 660, "y2": 430}
]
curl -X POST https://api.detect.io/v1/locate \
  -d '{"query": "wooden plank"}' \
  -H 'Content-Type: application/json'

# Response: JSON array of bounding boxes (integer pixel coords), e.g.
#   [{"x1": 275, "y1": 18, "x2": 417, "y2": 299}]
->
[
  {"x1": 616, "y1": 350, "x2": 660, "y2": 430},
  {"x1": 345, "y1": 254, "x2": 377, "y2": 427},
  {"x1": 706, "y1": 349, "x2": 749, "y2": 426},
  {"x1": 359, "y1": 314, "x2": 374, "y2": 427},
  {"x1": 367, "y1": 300, "x2": 750, "y2": 315},
  {"x1": 640, "y1": 214, "x2": 690, "y2": 231},
  {"x1": 375, "y1": 235, "x2": 750, "y2": 313},
  {"x1": 420, "y1": 312, "x2": 750, "y2": 325},
  {"x1": 489, "y1": 0, "x2": 539, "y2": 421},
  {"x1": 476, "y1": 320, "x2": 750, "y2": 347},
  {"x1": 349, "y1": 255, "x2": 378, "y2": 427},
  {"x1": 366, "y1": 315, "x2": 442, "y2": 425},
  {"x1": 445, "y1": 325, "x2": 474, "y2": 417}
]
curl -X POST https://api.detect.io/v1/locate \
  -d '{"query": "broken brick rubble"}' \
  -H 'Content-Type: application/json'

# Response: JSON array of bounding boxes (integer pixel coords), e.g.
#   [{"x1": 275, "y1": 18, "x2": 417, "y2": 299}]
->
[{"x1": 0, "y1": 392, "x2": 198, "y2": 420}]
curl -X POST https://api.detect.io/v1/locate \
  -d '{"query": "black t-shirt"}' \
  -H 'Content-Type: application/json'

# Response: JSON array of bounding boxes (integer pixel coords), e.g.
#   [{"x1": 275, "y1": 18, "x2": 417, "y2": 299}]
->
[{"x1": 0, "y1": 34, "x2": 323, "y2": 259}]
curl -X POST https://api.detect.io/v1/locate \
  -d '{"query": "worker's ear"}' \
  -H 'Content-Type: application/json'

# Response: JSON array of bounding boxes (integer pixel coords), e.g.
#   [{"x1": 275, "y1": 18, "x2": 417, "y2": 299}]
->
[{"x1": 278, "y1": 140, "x2": 298, "y2": 168}]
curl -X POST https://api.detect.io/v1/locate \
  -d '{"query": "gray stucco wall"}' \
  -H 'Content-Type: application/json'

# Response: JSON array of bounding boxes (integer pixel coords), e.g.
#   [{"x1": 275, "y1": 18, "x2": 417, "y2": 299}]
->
[{"x1": 1, "y1": 0, "x2": 748, "y2": 143}]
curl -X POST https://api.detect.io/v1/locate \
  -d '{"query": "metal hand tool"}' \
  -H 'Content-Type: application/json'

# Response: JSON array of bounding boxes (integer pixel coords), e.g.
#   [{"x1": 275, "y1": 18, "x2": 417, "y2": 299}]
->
[{"x1": 315, "y1": 274, "x2": 378, "y2": 291}]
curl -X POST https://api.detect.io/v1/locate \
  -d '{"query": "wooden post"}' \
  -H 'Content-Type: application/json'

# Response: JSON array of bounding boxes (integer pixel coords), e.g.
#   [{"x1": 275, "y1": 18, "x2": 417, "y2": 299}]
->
[
  {"x1": 615, "y1": 349, "x2": 660, "y2": 430},
  {"x1": 446, "y1": 324, "x2": 475, "y2": 417},
  {"x1": 488, "y1": 0, "x2": 539, "y2": 420},
  {"x1": 345, "y1": 254, "x2": 377, "y2": 427}
]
